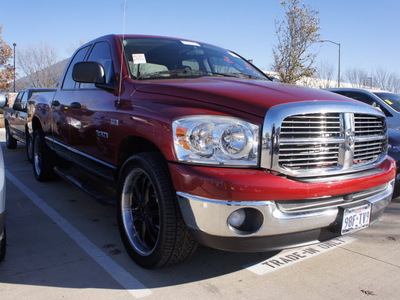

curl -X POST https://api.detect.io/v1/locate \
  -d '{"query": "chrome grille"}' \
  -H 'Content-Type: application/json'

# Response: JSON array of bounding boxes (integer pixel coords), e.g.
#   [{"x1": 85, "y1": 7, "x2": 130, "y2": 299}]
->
[
  {"x1": 261, "y1": 101, "x2": 388, "y2": 178},
  {"x1": 354, "y1": 140, "x2": 387, "y2": 166},
  {"x1": 279, "y1": 143, "x2": 340, "y2": 170},
  {"x1": 354, "y1": 114, "x2": 386, "y2": 136},
  {"x1": 280, "y1": 114, "x2": 341, "y2": 138}
]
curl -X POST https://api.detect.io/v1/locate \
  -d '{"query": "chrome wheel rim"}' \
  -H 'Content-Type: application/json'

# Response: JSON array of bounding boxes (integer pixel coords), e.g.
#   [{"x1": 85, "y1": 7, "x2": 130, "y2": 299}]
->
[
  {"x1": 33, "y1": 136, "x2": 42, "y2": 175},
  {"x1": 121, "y1": 168, "x2": 160, "y2": 255}
]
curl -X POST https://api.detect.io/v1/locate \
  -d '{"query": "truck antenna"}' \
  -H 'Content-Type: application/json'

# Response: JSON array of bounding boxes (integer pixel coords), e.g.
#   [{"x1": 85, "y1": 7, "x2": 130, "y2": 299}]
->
[{"x1": 117, "y1": 0, "x2": 127, "y2": 110}]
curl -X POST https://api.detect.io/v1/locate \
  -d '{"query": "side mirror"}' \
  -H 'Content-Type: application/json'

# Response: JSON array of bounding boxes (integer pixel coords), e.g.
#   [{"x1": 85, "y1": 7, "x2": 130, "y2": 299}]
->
[{"x1": 72, "y1": 61, "x2": 105, "y2": 84}]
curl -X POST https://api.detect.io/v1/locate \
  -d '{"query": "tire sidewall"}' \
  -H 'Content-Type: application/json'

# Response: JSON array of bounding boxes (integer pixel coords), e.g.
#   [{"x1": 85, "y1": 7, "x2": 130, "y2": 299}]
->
[
  {"x1": 26, "y1": 132, "x2": 33, "y2": 163},
  {"x1": 32, "y1": 129, "x2": 54, "y2": 181},
  {"x1": 0, "y1": 227, "x2": 6, "y2": 262},
  {"x1": 117, "y1": 153, "x2": 175, "y2": 268}
]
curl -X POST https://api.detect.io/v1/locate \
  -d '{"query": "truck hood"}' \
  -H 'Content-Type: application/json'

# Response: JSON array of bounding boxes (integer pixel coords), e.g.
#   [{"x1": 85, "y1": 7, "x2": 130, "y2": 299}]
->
[{"x1": 135, "y1": 77, "x2": 355, "y2": 117}]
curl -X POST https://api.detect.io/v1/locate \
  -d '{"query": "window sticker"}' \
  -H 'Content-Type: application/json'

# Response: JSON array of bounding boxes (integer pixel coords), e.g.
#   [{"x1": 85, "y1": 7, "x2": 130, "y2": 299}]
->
[
  {"x1": 223, "y1": 55, "x2": 233, "y2": 64},
  {"x1": 132, "y1": 54, "x2": 146, "y2": 64},
  {"x1": 181, "y1": 41, "x2": 201, "y2": 47},
  {"x1": 385, "y1": 99, "x2": 393, "y2": 105}
]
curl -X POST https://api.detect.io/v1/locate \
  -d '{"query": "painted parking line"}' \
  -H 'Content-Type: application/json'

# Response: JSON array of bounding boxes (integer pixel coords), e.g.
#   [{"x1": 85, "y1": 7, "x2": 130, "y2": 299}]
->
[
  {"x1": 246, "y1": 236, "x2": 357, "y2": 275},
  {"x1": 6, "y1": 170, "x2": 152, "y2": 298}
]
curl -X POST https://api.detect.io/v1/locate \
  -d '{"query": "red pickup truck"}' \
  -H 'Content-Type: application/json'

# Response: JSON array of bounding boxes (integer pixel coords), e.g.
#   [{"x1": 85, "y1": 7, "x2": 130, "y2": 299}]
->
[{"x1": 29, "y1": 34, "x2": 396, "y2": 268}]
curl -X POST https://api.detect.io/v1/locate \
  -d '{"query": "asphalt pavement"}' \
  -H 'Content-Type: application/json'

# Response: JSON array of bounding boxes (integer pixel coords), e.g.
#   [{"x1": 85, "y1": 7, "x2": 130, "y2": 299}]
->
[{"x1": 0, "y1": 128, "x2": 399, "y2": 299}]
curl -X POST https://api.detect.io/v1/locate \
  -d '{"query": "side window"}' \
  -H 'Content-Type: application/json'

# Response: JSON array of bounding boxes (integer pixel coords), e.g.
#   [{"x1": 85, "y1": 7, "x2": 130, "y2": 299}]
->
[
  {"x1": 62, "y1": 46, "x2": 90, "y2": 90},
  {"x1": 20, "y1": 91, "x2": 29, "y2": 110},
  {"x1": 80, "y1": 42, "x2": 115, "y2": 89},
  {"x1": 344, "y1": 92, "x2": 378, "y2": 106}
]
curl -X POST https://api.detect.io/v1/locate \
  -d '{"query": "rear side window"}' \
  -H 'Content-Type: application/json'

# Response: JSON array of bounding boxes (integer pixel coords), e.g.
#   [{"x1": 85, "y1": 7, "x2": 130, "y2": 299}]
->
[
  {"x1": 80, "y1": 42, "x2": 115, "y2": 89},
  {"x1": 62, "y1": 46, "x2": 90, "y2": 90},
  {"x1": 20, "y1": 91, "x2": 29, "y2": 110}
]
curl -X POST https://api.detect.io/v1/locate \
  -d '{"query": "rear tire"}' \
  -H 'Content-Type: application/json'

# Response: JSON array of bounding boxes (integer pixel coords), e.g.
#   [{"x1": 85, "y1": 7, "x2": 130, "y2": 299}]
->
[
  {"x1": 26, "y1": 131, "x2": 33, "y2": 163},
  {"x1": 32, "y1": 129, "x2": 56, "y2": 181},
  {"x1": 0, "y1": 227, "x2": 6, "y2": 262},
  {"x1": 117, "y1": 152, "x2": 197, "y2": 268},
  {"x1": 5, "y1": 124, "x2": 17, "y2": 149}
]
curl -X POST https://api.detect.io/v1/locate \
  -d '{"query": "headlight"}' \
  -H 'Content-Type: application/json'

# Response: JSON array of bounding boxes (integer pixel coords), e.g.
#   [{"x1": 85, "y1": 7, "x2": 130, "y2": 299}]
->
[{"x1": 172, "y1": 115, "x2": 259, "y2": 166}]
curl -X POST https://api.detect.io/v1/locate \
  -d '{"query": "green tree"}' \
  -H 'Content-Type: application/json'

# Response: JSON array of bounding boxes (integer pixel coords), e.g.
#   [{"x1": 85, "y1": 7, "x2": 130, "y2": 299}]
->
[
  {"x1": 0, "y1": 26, "x2": 13, "y2": 92},
  {"x1": 272, "y1": 0, "x2": 321, "y2": 84}
]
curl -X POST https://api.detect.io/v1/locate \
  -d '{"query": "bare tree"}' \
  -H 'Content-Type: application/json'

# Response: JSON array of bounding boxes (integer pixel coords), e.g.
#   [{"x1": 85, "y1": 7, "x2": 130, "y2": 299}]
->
[
  {"x1": 314, "y1": 61, "x2": 336, "y2": 88},
  {"x1": 17, "y1": 42, "x2": 60, "y2": 88},
  {"x1": 66, "y1": 39, "x2": 86, "y2": 56},
  {"x1": 374, "y1": 68, "x2": 400, "y2": 93},
  {"x1": 272, "y1": 0, "x2": 321, "y2": 84},
  {"x1": 0, "y1": 26, "x2": 14, "y2": 92},
  {"x1": 344, "y1": 67, "x2": 369, "y2": 88}
]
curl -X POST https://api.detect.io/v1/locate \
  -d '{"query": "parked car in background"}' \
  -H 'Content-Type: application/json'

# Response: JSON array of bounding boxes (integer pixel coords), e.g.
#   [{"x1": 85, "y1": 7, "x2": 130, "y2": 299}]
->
[
  {"x1": 0, "y1": 96, "x2": 7, "y2": 263},
  {"x1": 325, "y1": 88, "x2": 400, "y2": 128},
  {"x1": 325, "y1": 88, "x2": 400, "y2": 189},
  {"x1": 2, "y1": 88, "x2": 56, "y2": 162}
]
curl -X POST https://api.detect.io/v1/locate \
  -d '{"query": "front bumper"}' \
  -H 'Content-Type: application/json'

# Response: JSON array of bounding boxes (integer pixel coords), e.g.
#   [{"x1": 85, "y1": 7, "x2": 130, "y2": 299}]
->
[{"x1": 176, "y1": 180, "x2": 395, "y2": 252}]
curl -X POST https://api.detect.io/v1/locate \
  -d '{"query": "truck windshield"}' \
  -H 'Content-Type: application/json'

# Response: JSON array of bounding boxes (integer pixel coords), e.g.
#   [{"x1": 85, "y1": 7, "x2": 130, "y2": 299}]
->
[
  {"x1": 374, "y1": 92, "x2": 400, "y2": 112},
  {"x1": 121, "y1": 37, "x2": 268, "y2": 81}
]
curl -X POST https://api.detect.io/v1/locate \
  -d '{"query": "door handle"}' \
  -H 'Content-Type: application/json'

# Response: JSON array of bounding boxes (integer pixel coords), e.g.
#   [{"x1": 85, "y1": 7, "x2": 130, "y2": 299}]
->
[
  {"x1": 51, "y1": 100, "x2": 60, "y2": 107},
  {"x1": 70, "y1": 102, "x2": 81, "y2": 109}
]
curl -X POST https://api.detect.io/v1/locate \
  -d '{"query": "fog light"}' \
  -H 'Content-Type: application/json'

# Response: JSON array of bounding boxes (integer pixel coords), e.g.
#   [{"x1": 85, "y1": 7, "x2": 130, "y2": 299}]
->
[
  {"x1": 228, "y1": 209, "x2": 246, "y2": 228},
  {"x1": 227, "y1": 208, "x2": 264, "y2": 235}
]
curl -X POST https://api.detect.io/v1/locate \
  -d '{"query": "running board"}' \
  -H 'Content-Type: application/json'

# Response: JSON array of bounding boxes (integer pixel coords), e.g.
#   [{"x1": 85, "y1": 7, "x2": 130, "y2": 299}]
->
[{"x1": 54, "y1": 166, "x2": 116, "y2": 205}]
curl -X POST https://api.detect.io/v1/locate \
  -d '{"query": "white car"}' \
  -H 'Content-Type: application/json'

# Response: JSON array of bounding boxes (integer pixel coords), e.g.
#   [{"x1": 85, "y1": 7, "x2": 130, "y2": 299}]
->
[{"x1": 0, "y1": 94, "x2": 7, "y2": 262}]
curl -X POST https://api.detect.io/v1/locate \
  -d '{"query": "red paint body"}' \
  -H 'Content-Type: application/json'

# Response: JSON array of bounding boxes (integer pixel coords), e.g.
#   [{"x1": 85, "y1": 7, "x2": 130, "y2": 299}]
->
[{"x1": 30, "y1": 34, "x2": 395, "y2": 202}]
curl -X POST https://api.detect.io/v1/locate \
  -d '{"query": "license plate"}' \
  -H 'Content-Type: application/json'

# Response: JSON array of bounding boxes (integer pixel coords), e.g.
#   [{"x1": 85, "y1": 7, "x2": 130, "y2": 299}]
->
[{"x1": 341, "y1": 204, "x2": 371, "y2": 235}]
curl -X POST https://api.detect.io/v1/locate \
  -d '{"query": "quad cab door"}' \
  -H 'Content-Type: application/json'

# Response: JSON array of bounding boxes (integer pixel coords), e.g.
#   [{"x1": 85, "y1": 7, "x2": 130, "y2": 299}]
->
[
  {"x1": 54, "y1": 41, "x2": 118, "y2": 180},
  {"x1": 51, "y1": 45, "x2": 91, "y2": 160}
]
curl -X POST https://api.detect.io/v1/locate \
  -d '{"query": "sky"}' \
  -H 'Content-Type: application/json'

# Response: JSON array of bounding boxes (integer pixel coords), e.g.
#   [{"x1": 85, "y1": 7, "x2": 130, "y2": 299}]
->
[{"x1": 1, "y1": 0, "x2": 400, "y2": 79}]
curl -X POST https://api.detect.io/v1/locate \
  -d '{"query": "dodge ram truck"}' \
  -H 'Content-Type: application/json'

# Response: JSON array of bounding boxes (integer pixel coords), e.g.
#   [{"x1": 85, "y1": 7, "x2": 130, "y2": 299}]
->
[
  {"x1": 3, "y1": 88, "x2": 55, "y2": 162},
  {"x1": 28, "y1": 34, "x2": 396, "y2": 268}
]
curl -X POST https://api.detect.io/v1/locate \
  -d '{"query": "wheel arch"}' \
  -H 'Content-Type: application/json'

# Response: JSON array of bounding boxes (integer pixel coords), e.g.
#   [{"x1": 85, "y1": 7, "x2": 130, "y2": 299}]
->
[{"x1": 116, "y1": 136, "x2": 163, "y2": 174}]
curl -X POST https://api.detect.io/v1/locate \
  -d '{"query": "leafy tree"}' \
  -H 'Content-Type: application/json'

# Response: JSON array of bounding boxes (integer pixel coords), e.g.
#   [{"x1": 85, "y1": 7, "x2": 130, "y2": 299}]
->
[
  {"x1": 272, "y1": 0, "x2": 321, "y2": 84},
  {"x1": 0, "y1": 26, "x2": 14, "y2": 92}
]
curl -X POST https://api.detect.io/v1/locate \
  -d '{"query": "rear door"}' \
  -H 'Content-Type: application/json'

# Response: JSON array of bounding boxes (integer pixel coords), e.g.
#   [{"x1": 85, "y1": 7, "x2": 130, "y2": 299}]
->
[{"x1": 50, "y1": 46, "x2": 91, "y2": 159}]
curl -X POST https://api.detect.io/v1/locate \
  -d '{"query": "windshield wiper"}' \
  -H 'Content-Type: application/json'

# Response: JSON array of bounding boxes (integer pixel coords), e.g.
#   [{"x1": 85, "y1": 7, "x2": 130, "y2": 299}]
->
[
  {"x1": 137, "y1": 69, "x2": 207, "y2": 80},
  {"x1": 230, "y1": 72, "x2": 264, "y2": 79},
  {"x1": 136, "y1": 69, "x2": 262, "y2": 80}
]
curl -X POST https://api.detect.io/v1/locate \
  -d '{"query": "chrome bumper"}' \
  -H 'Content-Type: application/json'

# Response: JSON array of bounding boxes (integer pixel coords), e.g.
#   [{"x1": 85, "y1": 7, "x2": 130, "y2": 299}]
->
[{"x1": 176, "y1": 180, "x2": 394, "y2": 251}]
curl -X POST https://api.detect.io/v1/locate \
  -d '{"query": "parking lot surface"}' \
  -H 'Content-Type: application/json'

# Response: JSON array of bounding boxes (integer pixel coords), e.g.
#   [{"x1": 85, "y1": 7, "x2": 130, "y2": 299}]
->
[{"x1": 0, "y1": 128, "x2": 399, "y2": 299}]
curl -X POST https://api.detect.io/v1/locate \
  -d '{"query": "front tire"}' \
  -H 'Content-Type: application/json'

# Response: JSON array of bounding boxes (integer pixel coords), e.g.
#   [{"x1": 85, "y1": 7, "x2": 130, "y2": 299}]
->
[
  {"x1": 5, "y1": 124, "x2": 17, "y2": 149},
  {"x1": 117, "y1": 152, "x2": 197, "y2": 268},
  {"x1": 33, "y1": 129, "x2": 56, "y2": 181}
]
